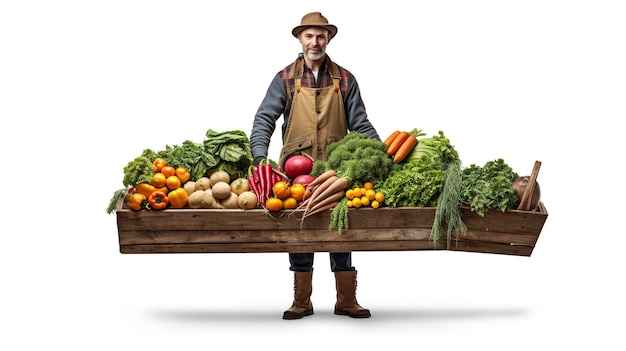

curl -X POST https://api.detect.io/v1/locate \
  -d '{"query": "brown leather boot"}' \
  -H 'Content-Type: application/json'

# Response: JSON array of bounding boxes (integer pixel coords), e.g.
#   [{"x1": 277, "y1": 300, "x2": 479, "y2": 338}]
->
[
  {"x1": 282, "y1": 271, "x2": 314, "y2": 320},
  {"x1": 334, "y1": 270, "x2": 371, "y2": 318}
]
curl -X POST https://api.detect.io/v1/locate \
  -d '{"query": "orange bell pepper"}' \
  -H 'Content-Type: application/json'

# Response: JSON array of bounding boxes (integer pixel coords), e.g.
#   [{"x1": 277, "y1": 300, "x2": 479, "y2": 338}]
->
[
  {"x1": 148, "y1": 191, "x2": 169, "y2": 210},
  {"x1": 152, "y1": 158, "x2": 167, "y2": 172},
  {"x1": 128, "y1": 193, "x2": 147, "y2": 211},
  {"x1": 135, "y1": 182, "x2": 168, "y2": 198}
]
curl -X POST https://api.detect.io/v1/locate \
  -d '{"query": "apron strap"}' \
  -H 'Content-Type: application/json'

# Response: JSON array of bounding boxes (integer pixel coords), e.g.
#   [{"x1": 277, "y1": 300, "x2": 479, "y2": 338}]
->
[
  {"x1": 288, "y1": 57, "x2": 304, "y2": 93},
  {"x1": 330, "y1": 62, "x2": 340, "y2": 93}
]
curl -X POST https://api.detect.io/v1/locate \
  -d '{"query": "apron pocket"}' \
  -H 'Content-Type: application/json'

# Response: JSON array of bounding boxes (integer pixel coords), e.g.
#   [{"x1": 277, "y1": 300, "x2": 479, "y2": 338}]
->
[{"x1": 326, "y1": 135, "x2": 344, "y2": 146}]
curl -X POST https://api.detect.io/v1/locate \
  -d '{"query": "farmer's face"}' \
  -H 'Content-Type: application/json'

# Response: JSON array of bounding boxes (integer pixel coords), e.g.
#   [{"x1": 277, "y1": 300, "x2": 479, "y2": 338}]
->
[{"x1": 298, "y1": 27, "x2": 331, "y2": 61}]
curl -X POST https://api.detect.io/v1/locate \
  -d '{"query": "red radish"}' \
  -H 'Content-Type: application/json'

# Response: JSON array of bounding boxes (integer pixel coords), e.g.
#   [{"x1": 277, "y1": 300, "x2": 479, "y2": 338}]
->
[
  {"x1": 292, "y1": 174, "x2": 315, "y2": 187},
  {"x1": 284, "y1": 155, "x2": 313, "y2": 179}
]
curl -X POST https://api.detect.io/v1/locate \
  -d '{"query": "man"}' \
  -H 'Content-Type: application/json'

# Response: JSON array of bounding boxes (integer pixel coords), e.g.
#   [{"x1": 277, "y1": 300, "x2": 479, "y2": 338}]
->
[{"x1": 250, "y1": 12, "x2": 379, "y2": 319}]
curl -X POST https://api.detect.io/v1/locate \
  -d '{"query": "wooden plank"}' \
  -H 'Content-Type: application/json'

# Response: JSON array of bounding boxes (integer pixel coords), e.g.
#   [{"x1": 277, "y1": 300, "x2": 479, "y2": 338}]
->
[{"x1": 116, "y1": 200, "x2": 548, "y2": 256}]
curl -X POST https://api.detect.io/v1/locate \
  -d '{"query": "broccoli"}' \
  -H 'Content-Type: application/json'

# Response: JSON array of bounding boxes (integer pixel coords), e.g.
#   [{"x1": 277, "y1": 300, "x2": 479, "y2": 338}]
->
[{"x1": 315, "y1": 132, "x2": 401, "y2": 188}]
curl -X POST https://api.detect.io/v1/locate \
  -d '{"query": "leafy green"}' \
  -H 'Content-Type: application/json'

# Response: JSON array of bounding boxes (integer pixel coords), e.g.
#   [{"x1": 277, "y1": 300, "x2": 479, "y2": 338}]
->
[
  {"x1": 201, "y1": 129, "x2": 254, "y2": 180},
  {"x1": 155, "y1": 140, "x2": 203, "y2": 173},
  {"x1": 122, "y1": 156, "x2": 153, "y2": 187},
  {"x1": 380, "y1": 157, "x2": 445, "y2": 207},
  {"x1": 460, "y1": 158, "x2": 519, "y2": 216},
  {"x1": 151, "y1": 129, "x2": 254, "y2": 182},
  {"x1": 406, "y1": 130, "x2": 460, "y2": 167}
]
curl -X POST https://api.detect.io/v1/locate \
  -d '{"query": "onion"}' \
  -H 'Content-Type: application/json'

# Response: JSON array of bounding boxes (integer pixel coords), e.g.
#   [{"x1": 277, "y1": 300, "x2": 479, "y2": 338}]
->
[
  {"x1": 512, "y1": 176, "x2": 541, "y2": 210},
  {"x1": 284, "y1": 155, "x2": 313, "y2": 179},
  {"x1": 292, "y1": 174, "x2": 315, "y2": 187}
]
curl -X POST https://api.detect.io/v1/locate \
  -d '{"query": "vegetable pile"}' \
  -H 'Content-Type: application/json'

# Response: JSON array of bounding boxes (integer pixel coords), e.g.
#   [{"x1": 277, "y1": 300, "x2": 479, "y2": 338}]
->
[{"x1": 108, "y1": 127, "x2": 543, "y2": 246}]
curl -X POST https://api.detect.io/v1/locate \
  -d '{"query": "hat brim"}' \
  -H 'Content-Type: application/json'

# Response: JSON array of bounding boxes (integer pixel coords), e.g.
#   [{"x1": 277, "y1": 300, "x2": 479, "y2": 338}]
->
[{"x1": 292, "y1": 24, "x2": 338, "y2": 38}]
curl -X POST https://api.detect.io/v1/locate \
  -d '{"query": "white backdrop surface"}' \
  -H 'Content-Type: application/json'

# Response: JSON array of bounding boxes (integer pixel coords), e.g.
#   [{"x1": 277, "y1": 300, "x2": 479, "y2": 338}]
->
[{"x1": 1, "y1": 1, "x2": 624, "y2": 350}]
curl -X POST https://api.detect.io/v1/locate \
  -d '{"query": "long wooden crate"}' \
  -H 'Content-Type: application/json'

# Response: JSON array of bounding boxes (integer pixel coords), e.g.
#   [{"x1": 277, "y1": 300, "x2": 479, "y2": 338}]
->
[{"x1": 116, "y1": 200, "x2": 548, "y2": 257}]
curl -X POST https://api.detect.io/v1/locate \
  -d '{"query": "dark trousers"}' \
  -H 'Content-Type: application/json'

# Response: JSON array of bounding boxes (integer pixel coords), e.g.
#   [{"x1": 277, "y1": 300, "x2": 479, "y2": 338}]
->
[{"x1": 289, "y1": 252, "x2": 355, "y2": 272}]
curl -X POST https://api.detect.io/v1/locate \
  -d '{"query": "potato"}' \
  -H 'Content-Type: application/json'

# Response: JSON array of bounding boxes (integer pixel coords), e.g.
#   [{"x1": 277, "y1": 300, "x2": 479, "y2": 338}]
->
[
  {"x1": 220, "y1": 192, "x2": 239, "y2": 209},
  {"x1": 195, "y1": 177, "x2": 211, "y2": 191},
  {"x1": 183, "y1": 181, "x2": 197, "y2": 196},
  {"x1": 211, "y1": 181, "x2": 232, "y2": 200},
  {"x1": 209, "y1": 170, "x2": 231, "y2": 188}
]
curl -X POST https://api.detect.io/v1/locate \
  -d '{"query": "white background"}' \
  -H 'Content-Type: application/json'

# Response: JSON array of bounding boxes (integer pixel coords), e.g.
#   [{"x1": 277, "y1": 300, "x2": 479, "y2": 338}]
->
[{"x1": 2, "y1": 1, "x2": 624, "y2": 350}]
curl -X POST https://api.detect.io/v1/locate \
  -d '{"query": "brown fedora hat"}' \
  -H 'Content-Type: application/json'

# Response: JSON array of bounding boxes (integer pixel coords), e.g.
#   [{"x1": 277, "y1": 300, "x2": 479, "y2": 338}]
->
[{"x1": 292, "y1": 12, "x2": 338, "y2": 38}]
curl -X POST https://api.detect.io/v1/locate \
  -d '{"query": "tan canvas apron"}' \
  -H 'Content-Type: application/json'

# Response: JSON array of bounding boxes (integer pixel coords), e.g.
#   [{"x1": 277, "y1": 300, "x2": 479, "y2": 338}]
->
[{"x1": 279, "y1": 59, "x2": 348, "y2": 168}]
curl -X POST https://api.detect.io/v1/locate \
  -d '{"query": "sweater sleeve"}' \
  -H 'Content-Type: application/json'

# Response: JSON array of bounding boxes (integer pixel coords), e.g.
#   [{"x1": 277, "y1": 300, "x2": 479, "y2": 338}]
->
[
  {"x1": 344, "y1": 78, "x2": 380, "y2": 141},
  {"x1": 249, "y1": 74, "x2": 288, "y2": 163}
]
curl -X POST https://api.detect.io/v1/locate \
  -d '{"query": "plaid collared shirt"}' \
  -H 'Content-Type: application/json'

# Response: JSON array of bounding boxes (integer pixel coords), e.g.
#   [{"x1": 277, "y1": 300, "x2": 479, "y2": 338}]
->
[{"x1": 278, "y1": 54, "x2": 352, "y2": 117}]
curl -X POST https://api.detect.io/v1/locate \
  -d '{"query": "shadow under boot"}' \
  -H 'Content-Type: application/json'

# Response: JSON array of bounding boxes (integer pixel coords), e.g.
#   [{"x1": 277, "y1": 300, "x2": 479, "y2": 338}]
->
[
  {"x1": 282, "y1": 271, "x2": 314, "y2": 320},
  {"x1": 334, "y1": 270, "x2": 371, "y2": 318}
]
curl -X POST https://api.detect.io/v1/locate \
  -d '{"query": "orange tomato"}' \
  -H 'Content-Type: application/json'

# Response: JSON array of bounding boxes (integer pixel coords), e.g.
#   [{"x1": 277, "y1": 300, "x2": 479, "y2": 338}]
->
[
  {"x1": 175, "y1": 167, "x2": 191, "y2": 183},
  {"x1": 151, "y1": 172, "x2": 167, "y2": 188},
  {"x1": 290, "y1": 183, "x2": 306, "y2": 201},
  {"x1": 360, "y1": 196, "x2": 370, "y2": 207},
  {"x1": 375, "y1": 192, "x2": 385, "y2": 203},
  {"x1": 345, "y1": 189, "x2": 355, "y2": 200},
  {"x1": 273, "y1": 181, "x2": 290, "y2": 199},
  {"x1": 161, "y1": 165, "x2": 176, "y2": 177},
  {"x1": 266, "y1": 197, "x2": 283, "y2": 211},
  {"x1": 166, "y1": 175, "x2": 181, "y2": 190},
  {"x1": 282, "y1": 197, "x2": 298, "y2": 209}
]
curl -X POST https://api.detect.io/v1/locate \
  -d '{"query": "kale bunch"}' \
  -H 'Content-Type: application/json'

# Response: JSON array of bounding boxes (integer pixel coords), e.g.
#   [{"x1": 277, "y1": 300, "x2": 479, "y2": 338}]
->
[{"x1": 460, "y1": 158, "x2": 519, "y2": 216}]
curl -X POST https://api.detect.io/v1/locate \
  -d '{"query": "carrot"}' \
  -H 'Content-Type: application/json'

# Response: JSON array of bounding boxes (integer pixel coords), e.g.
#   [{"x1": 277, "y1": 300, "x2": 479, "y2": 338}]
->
[
  {"x1": 393, "y1": 135, "x2": 418, "y2": 163},
  {"x1": 305, "y1": 190, "x2": 345, "y2": 217},
  {"x1": 302, "y1": 175, "x2": 337, "y2": 216},
  {"x1": 306, "y1": 176, "x2": 348, "y2": 212},
  {"x1": 386, "y1": 131, "x2": 409, "y2": 156},
  {"x1": 384, "y1": 131, "x2": 401, "y2": 146},
  {"x1": 305, "y1": 169, "x2": 337, "y2": 192}
]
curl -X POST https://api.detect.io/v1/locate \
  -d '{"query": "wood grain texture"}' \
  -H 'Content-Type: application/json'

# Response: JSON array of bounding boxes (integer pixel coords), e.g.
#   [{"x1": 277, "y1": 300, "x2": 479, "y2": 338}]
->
[{"x1": 116, "y1": 200, "x2": 548, "y2": 257}]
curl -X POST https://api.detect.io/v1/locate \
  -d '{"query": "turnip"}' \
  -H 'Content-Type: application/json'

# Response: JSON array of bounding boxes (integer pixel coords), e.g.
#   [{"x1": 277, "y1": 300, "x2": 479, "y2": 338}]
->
[
  {"x1": 237, "y1": 191, "x2": 257, "y2": 210},
  {"x1": 230, "y1": 178, "x2": 250, "y2": 196}
]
